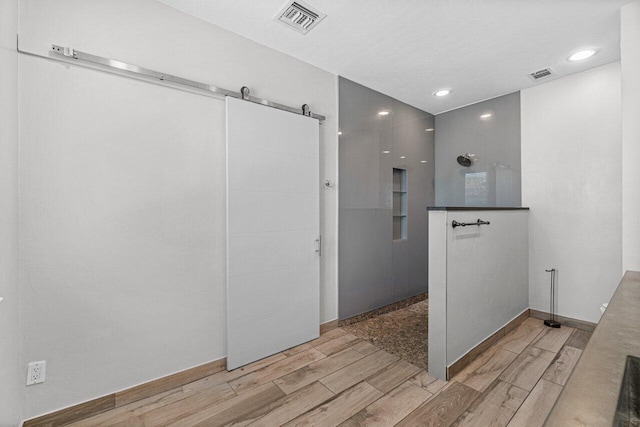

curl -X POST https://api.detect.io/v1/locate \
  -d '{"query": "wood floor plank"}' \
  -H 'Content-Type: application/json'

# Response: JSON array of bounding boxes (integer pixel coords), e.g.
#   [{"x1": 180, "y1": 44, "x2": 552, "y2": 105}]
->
[
  {"x1": 141, "y1": 382, "x2": 236, "y2": 427},
  {"x1": 452, "y1": 345, "x2": 519, "y2": 392},
  {"x1": 229, "y1": 349, "x2": 326, "y2": 394},
  {"x1": 529, "y1": 310, "x2": 596, "y2": 332},
  {"x1": 283, "y1": 341, "x2": 320, "y2": 357},
  {"x1": 495, "y1": 324, "x2": 543, "y2": 354},
  {"x1": 531, "y1": 326, "x2": 575, "y2": 353},
  {"x1": 183, "y1": 352, "x2": 287, "y2": 394},
  {"x1": 319, "y1": 350, "x2": 398, "y2": 394},
  {"x1": 351, "y1": 340, "x2": 379, "y2": 356},
  {"x1": 283, "y1": 328, "x2": 348, "y2": 356},
  {"x1": 564, "y1": 328, "x2": 591, "y2": 350},
  {"x1": 274, "y1": 349, "x2": 365, "y2": 394},
  {"x1": 59, "y1": 321, "x2": 586, "y2": 427},
  {"x1": 395, "y1": 381, "x2": 481, "y2": 427},
  {"x1": 27, "y1": 394, "x2": 115, "y2": 427},
  {"x1": 426, "y1": 378, "x2": 447, "y2": 394},
  {"x1": 521, "y1": 317, "x2": 545, "y2": 330},
  {"x1": 69, "y1": 389, "x2": 186, "y2": 427},
  {"x1": 283, "y1": 381, "x2": 383, "y2": 426},
  {"x1": 344, "y1": 381, "x2": 432, "y2": 426},
  {"x1": 541, "y1": 345, "x2": 582, "y2": 386},
  {"x1": 451, "y1": 380, "x2": 528, "y2": 427},
  {"x1": 498, "y1": 346, "x2": 556, "y2": 391},
  {"x1": 507, "y1": 379, "x2": 563, "y2": 427},
  {"x1": 337, "y1": 419, "x2": 361, "y2": 427},
  {"x1": 246, "y1": 382, "x2": 335, "y2": 427},
  {"x1": 321, "y1": 327, "x2": 350, "y2": 340},
  {"x1": 314, "y1": 333, "x2": 361, "y2": 356},
  {"x1": 167, "y1": 383, "x2": 285, "y2": 427},
  {"x1": 408, "y1": 371, "x2": 439, "y2": 390},
  {"x1": 504, "y1": 310, "x2": 531, "y2": 334},
  {"x1": 106, "y1": 419, "x2": 144, "y2": 427},
  {"x1": 114, "y1": 359, "x2": 227, "y2": 407},
  {"x1": 365, "y1": 360, "x2": 422, "y2": 393},
  {"x1": 447, "y1": 328, "x2": 506, "y2": 379}
]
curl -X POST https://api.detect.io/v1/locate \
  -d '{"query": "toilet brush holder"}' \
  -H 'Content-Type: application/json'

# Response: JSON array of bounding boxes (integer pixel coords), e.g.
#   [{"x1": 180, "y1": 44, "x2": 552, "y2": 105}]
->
[{"x1": 544, "y1": 268, "x2": 561, "y2": 328}]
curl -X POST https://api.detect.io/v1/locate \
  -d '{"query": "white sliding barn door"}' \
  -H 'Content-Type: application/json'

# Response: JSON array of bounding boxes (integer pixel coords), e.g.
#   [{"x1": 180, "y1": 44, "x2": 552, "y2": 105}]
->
[{"x1": 226, "y1": 97, "x2": 320, "y2": 370}]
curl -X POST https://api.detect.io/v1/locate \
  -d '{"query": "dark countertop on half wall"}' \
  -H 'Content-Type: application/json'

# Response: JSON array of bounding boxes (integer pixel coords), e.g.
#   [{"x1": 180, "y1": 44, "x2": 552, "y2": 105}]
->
[{"x1": 426, "y1": 206, "x2": 530, "y2": 211}]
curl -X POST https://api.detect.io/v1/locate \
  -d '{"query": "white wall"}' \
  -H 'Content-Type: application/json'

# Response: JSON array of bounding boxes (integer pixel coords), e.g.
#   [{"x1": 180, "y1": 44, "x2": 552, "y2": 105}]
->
[
  {"x1": 18, "y1": 0, "x2": 337, "y2": 420},
  {"x1": 522, "y1": 62, "x2": 622, "y2": 324},
  {"x1": 622, "y1": 2, "x2": 640, "y2": 272},
  {"x1": 0, "y1": 0, "x2": 22, "y2": 425},
  {"x1": 427, "y1": 211, "x2": 447, "y2": 380}
]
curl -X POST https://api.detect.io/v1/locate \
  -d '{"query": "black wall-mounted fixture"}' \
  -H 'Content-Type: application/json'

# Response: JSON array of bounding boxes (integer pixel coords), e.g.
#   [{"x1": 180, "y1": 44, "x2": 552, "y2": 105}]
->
[
  {"x1": 451, "y1": 219, "x2": 490, "y2": 228},
  {"x1": 457, "y1": 153, "x2": 474, "y2": 167}
]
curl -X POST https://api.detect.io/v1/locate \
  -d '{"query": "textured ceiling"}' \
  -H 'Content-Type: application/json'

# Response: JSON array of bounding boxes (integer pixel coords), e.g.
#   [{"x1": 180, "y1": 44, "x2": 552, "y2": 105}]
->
[{"x1": 157, "y1": 0, "x2": 633, "y2": 114}]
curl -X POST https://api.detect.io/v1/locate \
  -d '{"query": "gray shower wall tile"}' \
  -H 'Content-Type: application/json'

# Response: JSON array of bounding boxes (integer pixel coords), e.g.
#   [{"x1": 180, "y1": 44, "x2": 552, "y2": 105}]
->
[
  {"x1": 340, "y1": 128, "x2": 393, "y2": 210},
  {"x1": 338, "y1": 77, "x2": 434, "y2": 320},
  {"x1": 338, "y1": 208, "x2": 393, "y2": 319},
  {"x1": 434, "y1": 92, "x2": 521, "y2": 207},
  {"x1": 392, "y1": 239, "x2": 410, "y2": 301}
]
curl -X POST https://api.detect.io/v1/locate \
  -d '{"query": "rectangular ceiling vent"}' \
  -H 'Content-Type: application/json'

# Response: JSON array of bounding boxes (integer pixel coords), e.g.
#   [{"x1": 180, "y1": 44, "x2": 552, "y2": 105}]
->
[
  {"x1": 529, "y1": 68, "x2": 554, "y2": 81},
  {"x1": 275, "y1": 1, "x2": 326, "y2": 35}
]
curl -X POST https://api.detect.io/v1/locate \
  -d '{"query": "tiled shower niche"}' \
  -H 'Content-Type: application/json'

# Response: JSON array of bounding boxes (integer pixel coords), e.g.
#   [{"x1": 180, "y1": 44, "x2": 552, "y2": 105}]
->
[{"x1": 393, "y1": 168, "x2": 407, "y2": 240}]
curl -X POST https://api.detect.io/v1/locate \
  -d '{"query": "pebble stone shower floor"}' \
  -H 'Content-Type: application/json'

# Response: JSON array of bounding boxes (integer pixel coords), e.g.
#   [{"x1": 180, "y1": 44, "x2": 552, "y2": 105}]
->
[{"x1": 343, "y1": 299, "x2": 428, "y2": 369}]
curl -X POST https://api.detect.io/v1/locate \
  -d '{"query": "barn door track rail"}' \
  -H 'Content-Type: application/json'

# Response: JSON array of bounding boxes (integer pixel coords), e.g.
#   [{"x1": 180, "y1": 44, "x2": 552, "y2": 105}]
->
[{"x1": 16, "y1": 37, "x2": 325, "y2": 121}]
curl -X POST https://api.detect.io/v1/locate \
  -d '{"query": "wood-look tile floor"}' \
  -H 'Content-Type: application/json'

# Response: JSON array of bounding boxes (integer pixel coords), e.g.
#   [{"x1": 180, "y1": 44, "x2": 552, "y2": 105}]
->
[{"x1": 69, "y1": 317, "x2": 589, "y2": 427}]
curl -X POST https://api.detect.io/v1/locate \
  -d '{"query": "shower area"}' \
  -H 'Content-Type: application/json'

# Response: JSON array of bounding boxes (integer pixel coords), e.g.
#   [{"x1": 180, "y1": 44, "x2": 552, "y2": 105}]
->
[
  {"x1": 337, "y1": 77, "x2": 435, "y2": 369},
  {"x1": 337, "y1": 84, "x2": 522, "y2": 371}
]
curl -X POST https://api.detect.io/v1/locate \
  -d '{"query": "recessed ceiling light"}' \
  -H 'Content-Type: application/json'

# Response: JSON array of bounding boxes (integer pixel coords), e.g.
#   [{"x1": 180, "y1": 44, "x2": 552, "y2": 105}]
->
[
  {"x1": 421, "y1": 160, "x2": 428, "y2": 163},
  {"x1": 425, "y1": 128, "x2": 434, "y2": 132},
  {"x1": 400, "y1": 156, "x2": 406, "y2": 159},
  {"x1": 433, "y1": 89, "x2": 451, "y2": 97},
  {"x1": 382, "y1": 150, "x2": 390, "y2": 154},
  {"x1": 378, "y1": 110, "x2": 390, "y2": 116},
  {"x1": 338, "y1": 131, "x2": 342, "y2": 135},
  {"x1": 480, "y1": 113, "x2": 492, "y2": 120},
  {"x1": 568, "y1": 49, "x2": 597, "y2": 62}
]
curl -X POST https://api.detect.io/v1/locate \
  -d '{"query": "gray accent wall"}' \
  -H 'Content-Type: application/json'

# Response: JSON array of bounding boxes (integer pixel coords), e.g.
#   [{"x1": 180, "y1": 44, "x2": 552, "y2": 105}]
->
[
  {"x1": 339, "y1": 77, "x2": 435, "y2": 320},
  {"x1": 435, "y1": 92, "x2": 521, "y2": 207}
]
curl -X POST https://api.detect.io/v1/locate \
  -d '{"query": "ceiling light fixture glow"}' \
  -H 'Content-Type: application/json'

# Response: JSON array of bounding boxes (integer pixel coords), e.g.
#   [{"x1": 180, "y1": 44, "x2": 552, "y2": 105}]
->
[
  {"x1": 338, "y1": 131, "x2": 342, "y2": 135},
  {"x1": 425, "y1": 128, "x2": 434, "y2": 132},
  {"x1": 400, "y1": 156, "x2": 406, "y2": 159},
  {"x1": 378, "y1": 110, "x2": 390, "y2": 116},
  {"x1": 568, "y1": 49, "x2": 596, "y2": 62},
  {"x1": 433, "y1": 89, "x2": 451, "y2": 97},
  {"x1": 421, "y1": 160, "x2": 428, "y2": 163},
  {"x1": 480, "y1": 113, "x2": 492, "y2": 120},
  {"x1": 382, "y1": 150, "x2": 390, "y2": 154}
]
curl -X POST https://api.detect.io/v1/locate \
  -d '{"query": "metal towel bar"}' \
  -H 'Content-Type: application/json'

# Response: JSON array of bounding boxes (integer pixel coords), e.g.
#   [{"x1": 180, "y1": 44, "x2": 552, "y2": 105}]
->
[{"x1": 451, "y1": 219, "x2": 490, "y2": 228}]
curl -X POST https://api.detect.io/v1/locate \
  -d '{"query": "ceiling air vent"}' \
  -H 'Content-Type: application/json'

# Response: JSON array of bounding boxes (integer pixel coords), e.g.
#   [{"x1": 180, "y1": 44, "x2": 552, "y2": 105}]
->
[
  {"x1": 275, "y1": 1, "x2": 326, "y2": 35},
  {"x1": 529, "y1": 68, "x2": 554, "y2": 81}
]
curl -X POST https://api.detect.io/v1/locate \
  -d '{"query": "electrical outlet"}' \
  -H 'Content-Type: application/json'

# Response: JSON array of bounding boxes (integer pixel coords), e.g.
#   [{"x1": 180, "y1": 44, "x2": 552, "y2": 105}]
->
[{"x1": 26, "y1": 361, "x2": 46, "y2": 386}]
